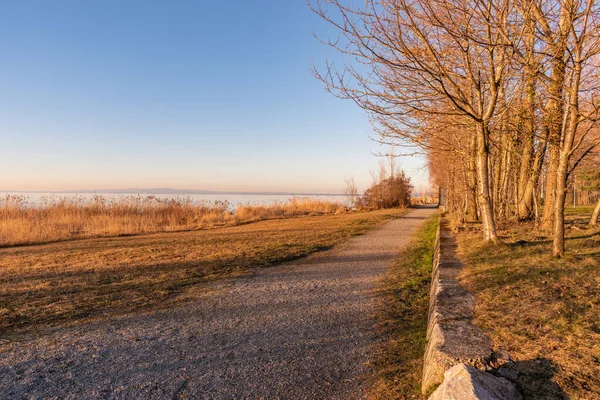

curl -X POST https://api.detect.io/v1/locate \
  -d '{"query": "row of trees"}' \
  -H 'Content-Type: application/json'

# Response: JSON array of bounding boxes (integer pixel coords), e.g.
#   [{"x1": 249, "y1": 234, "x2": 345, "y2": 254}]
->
[{"x1": 312, "y1": 0, "x2": 600, "y2": 256}]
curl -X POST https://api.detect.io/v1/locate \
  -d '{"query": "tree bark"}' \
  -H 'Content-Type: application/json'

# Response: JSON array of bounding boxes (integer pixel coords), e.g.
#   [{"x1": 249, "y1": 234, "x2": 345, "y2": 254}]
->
[
  {"x1": 519, "y1": 128, "x2": 549, "y2": 220},
  {"x1": 476, "y1": 123, "x2": 499, "y2": 243},
  {"x1": 552, "y1": 152, "x2": 569, "y2": 257},
  {"x1": 590, "y1": 198, "x2": 600, "y2": 226},
  {"x1": 543, "y1": 144, "x2": 560, "y2": 230},
  {"x1": 466, "y1": 135, "x2": 479, "y2": 222},
  {"x1": 540, "y1": 5, "x2": 570, "y2": 231},
  {"x1": 494, "y1": 120, "x2": 510, "y2": 219},
  {"x1": 517, "y1": 25, "x2": 537, "y2": 220},
  {"x1": 517, "y1": 133, "x2": 535, "y2": 218},
  {"x1": 553, "y1": 54, "x2": 581, "y2": 257}
]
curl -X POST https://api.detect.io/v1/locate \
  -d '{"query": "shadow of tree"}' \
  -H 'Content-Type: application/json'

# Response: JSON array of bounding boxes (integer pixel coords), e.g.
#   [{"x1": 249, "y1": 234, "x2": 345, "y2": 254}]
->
[
  {"x1": 491, "y1": 358, "x2": 569, "y2": 400},
  {"x1": 506, "y1": 230, "x2": 600, "y2": 247}
]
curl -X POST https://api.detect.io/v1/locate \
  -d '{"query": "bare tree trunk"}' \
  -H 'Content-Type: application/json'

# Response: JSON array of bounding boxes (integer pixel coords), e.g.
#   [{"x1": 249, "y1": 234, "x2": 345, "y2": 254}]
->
[
  {"x1": 466, "y1": 135, "x2": 479, "y2": 222},
  {"x1": 495, "y1": 122, "x2": 510, "y2": 219},
  {"x1": 517, "y1": 70, "x2": 537, "y2": 219},
  {"x1": 543, "y1": 144, "x2": 560, "y2": 230},
  {"x1": 552, "y1": 152, "x2": 569, "y2": 257},
  {"x1": 542, "y1": 85, "x2": 565, "y2": 230},
  {"x1": 553, "y1": 57, "x2": 581, "y2": 257},
  {"x1": 476, "y1": 124, "x2": 498, "y2": 243},
  {"x1": 492, "y1": 154, "x2": 501, "y2": 217},
  {"x1": 449, "y1": 171, "x2": 456, "y2": 214},
  {"x1": 590, "y1": 198, "x2": 600, "y2": 226},
  {"x1": 540, "y1": 6, "x2": 570, "y2": 231},
  {"x1": 519, "y1": 129, "x2": 549, "y2": 220},
  {"x1": 502, "y1": 129, "x2": 514, "y2": 218}
]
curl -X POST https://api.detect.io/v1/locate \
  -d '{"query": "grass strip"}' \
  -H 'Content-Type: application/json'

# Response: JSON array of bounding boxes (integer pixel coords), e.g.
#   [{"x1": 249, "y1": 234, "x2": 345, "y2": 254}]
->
[{"x1": 368, "y1": 213, "x2": 439, "y2": 399}]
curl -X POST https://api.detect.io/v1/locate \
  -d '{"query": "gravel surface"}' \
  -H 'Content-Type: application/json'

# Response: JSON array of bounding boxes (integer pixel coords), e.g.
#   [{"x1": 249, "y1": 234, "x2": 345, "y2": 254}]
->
[{"x1": 0, "y1": 207, "x2": 435, "y2": 400}]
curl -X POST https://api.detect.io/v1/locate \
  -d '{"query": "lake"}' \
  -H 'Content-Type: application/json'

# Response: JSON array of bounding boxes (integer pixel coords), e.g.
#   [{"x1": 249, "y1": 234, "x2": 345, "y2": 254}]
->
[{"x1": 0, "y1": 192, "x2": 348, "y2": 208}]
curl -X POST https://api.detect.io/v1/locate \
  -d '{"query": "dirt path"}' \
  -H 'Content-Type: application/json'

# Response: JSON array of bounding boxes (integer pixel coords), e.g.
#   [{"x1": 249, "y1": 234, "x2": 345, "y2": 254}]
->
[{"x1": 0, "y1": 207, "x2": 436, "y2": 399}]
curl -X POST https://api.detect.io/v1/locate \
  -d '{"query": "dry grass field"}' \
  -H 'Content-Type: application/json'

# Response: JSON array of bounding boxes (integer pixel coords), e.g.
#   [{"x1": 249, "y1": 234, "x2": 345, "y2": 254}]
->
[
  {"x1": 0, "y1": 208, "x2": 406, "y2": 337},
  {"x1": 458, "y1": 207, "x2": 600, "y2": 399},
  {"x1": 0, "y1": 195, "x2": 346, "y2": 247}
]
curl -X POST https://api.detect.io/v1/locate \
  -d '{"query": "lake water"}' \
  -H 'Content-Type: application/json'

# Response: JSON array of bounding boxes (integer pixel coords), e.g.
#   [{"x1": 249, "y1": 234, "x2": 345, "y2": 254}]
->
[{"x1": 0, "y1": 192, "x2": 348, "y2": 208}]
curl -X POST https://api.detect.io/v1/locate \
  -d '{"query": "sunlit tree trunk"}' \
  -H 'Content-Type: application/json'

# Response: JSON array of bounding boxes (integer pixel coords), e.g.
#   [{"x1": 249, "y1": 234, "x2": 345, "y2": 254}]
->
[
  {"x1": 539, "y1": 5, "x2": 570, "y2": 231},
  {"x1": 519, "y1": 132, "x2": 548, "y2": 221},
  {"x1": 517, "y1": 17, "x2": 538, "y2": 220},
  {"x1": 543, "y1": 143, "x2": 561, "y2": 231},
  {"x1": 476, "y1": 123, "x2": 498, "y2": 243},
  {"x1": 553, "y1": 55, "x2": 581, "y2": 257},
  {"x1": 466, "y1": 135, "x2": 479, "y2": 222},
  {"x1": 498, "y1": 124, "x2": 513, "y2": 219},
  {"x1": 590, "y1": 198, "x2": 600, "y2": 226}
]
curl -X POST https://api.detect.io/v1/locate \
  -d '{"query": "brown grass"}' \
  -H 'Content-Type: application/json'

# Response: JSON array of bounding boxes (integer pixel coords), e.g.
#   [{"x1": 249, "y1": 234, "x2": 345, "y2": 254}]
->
[
  {"x1": 457, "y1": 207, "x2": 600, "y2": 399},
  {"x1": 367, "y1": 214, "x2": 439, "y2": 399},
  {"x1": 0, "y1": 208, "x2": 406, "y2": 337},
  {"x1": 0, "y1": 194, "x2": 346, "y2": 247}
]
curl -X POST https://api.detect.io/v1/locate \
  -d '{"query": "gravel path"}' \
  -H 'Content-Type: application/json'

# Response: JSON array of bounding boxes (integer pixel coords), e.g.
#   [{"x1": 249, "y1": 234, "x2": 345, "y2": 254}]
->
[{"x1": 1, "y1": 207, "x2": 435, "y2": 400}]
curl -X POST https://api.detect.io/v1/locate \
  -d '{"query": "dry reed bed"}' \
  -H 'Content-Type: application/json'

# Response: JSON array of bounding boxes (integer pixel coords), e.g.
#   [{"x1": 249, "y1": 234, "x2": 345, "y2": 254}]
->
[{"x1": 0, "y1": 195, "x2": 346, "y2": 247}]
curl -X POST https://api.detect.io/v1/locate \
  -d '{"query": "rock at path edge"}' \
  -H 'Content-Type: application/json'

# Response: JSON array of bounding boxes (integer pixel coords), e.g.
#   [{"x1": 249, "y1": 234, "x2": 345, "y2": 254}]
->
[{"x1": 429, "y1": 363, "x2": 522, "y2": 400}]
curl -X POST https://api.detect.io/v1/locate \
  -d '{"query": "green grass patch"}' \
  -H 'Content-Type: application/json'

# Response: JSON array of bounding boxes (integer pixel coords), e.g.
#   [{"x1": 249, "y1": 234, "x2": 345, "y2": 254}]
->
[
  {"x1": 564, "y1": 205, "x2": 595, "y2": 216},
  {"x1": 368, "y1": 214, "x2": 439, "y2": 399}
]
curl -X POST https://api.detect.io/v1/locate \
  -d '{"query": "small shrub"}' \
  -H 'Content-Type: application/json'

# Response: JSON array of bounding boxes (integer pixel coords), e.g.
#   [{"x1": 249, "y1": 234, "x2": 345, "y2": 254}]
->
[{"x1": 359, "y1": 171, "x2": 413, "y2": 210}]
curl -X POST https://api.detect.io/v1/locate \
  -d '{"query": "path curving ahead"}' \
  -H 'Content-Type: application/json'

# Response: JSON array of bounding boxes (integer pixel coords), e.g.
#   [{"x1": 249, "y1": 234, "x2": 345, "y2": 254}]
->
[{"x1": 0, "y1": 207, "x2": 436, "y2": 400}]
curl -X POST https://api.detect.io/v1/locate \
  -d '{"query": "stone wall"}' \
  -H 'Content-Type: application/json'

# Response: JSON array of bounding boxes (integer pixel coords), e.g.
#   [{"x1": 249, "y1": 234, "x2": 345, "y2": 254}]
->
[{"x1": 422, "y1": 218, "x2": 521, "y2": 399}]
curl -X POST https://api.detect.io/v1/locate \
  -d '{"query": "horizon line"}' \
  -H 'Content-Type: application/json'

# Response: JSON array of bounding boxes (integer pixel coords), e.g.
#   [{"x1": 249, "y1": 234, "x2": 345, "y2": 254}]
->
[{"x1": 0, "y1": 188, "x2": 349, "y2": 196}]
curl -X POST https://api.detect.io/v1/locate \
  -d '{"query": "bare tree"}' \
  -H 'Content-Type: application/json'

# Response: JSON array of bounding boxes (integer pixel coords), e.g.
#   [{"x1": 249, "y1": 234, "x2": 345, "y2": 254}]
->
[
  {"x1": 344, "y1": 177, "x2": 358, "y2": 208},
  {"x1": 548, "y1": 0, "x2": 600, "y2": 256},
  {"x1": 311, "y1": 0, "x2": 600, "y2": 255},
  {"x1": 310, "y1": 0, "x2": 526, "y2": 242}
]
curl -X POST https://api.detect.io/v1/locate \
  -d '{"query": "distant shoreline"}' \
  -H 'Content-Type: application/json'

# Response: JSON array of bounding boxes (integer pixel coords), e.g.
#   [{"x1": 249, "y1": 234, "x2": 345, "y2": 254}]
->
[{"x1": 0, "y1": 189, "x2": 346, "y2": 197}]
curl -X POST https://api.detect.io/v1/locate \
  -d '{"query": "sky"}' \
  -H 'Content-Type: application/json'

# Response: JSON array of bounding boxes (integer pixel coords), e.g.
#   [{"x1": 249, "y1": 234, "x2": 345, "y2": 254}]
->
[{"x1": 0, "y1": 0, "x2": 430, "y2": 194}]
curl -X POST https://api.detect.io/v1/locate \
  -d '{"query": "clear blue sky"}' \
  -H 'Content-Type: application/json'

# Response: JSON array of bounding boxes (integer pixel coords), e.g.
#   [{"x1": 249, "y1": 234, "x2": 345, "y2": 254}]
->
[{"x1": 0, "y1": 0, "x2": 429, "y2": 194}]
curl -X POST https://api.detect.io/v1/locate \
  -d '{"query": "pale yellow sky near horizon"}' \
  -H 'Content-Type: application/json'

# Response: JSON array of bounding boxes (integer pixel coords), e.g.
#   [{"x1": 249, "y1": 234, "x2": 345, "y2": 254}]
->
[{"x1": 2, "y1": 151, "x2": 431, "y2": 194}]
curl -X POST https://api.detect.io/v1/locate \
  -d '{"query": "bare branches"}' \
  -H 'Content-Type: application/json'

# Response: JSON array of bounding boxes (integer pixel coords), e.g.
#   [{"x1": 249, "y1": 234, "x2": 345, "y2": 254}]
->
[{"x1": 310, "y1": 0, "x2": 600, "y2": 251}]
